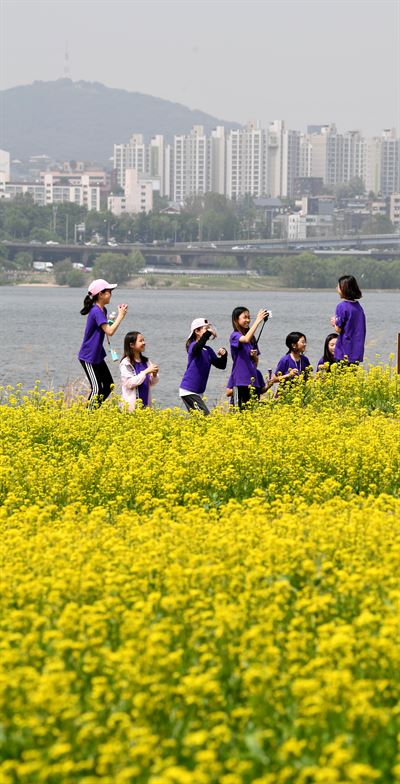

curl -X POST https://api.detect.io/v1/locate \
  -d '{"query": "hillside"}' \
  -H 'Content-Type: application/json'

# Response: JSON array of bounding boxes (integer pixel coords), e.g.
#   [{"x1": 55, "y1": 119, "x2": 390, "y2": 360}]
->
[{"x1": 0, "y1": 78, "x2": 239, "y2": 164}]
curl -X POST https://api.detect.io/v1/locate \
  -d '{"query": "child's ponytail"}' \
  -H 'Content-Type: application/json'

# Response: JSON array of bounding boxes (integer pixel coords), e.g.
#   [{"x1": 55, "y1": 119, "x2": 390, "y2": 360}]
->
[{"x1": 80, "y1": 294, "x2": 94, "y2": 315}]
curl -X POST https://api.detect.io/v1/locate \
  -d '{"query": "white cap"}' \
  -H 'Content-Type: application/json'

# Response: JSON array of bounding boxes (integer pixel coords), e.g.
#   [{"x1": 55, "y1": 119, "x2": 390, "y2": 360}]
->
[{"x1": 187, "y1": 317, "x2": 210, "y2": 339}]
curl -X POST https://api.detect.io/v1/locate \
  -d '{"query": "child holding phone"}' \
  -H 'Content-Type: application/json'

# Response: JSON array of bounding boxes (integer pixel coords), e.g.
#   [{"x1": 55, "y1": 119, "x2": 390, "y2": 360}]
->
[
  {"x1": 229, "y1": 306, "x2": 269, "y2": 408},
  {"x1": 120, "y1": 331, "x2": 159, "y2": 411}
]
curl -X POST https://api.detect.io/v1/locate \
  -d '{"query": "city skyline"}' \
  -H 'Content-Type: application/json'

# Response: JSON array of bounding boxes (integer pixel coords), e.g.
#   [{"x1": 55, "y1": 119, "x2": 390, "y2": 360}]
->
[{"x1": 1, "y1": 0, "x2": 399, "y2": 138}]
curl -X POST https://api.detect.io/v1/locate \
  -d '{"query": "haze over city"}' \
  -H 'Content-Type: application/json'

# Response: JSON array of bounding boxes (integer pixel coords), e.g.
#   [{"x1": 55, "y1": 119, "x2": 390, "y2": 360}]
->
[{"x1": 1, "y1": 0, "x2": 399, "y2": 136}]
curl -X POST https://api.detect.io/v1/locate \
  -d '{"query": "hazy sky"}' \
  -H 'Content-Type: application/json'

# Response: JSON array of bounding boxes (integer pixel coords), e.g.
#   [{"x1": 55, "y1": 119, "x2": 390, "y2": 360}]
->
[{"x1": 1, "y1": 0, "x2": 399, "y2": 136}]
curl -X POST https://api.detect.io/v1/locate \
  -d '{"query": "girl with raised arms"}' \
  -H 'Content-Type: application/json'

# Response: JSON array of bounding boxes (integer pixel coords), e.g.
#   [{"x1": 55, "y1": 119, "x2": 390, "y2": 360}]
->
[
  {"x1": 179, "y1": 318, "x2": 227, "y2": 415},
  {"x1": 78, "y1": 279, "x2": 127, "y2": 407},
  {"x1": 120, "y1": 331, "x2": 159, "y2": 411},
  {"x1": 229, "y1": 306, "x2": 269, "y2": 409}
]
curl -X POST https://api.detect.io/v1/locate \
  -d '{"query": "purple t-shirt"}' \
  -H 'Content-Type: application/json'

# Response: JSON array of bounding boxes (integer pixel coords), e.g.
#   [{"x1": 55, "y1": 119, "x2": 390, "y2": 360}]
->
[
  {"x1": 334, "y1": 300, "x2": 366, "y2": 362},
  {"x1": 275, "y1": 354, "x2": 311, "y2": 377},
  {"x1": 230, "y1": 331, "x2": 259, "y2": 387},
  {"x1": 180, "y1": 344, "x2": 220, "y2": 395},
  {"x1": 134, "y1": 360, "x2": 150, "y2": 406},
  {"x1": 227, "y1": 367, "x2": 265, "y2": 390},
  {"x1": 78, "y1": 305, "x2": 108, "y2": 364},
  {"x1": 317, "y1": 356, "x2": 336, "y2": 369}
]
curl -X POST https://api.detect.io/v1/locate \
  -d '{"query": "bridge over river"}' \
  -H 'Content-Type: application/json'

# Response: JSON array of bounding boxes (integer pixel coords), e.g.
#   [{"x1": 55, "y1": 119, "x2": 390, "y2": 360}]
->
[{"x1": 3, "y1": 233, "x2": 399, "y2": 267}]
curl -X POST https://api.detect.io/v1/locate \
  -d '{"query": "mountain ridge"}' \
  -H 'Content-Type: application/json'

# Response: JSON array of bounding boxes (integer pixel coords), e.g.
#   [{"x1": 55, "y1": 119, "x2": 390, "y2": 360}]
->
[{"x1": 0, "y1": 78, "x2": 240, "y2": 164}]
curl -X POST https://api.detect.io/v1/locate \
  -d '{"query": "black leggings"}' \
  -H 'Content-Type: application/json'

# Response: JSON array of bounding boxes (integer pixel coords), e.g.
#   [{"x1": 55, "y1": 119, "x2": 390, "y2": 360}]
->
[
  {"x1": 80, "y1": 360, "x2": 113, "y2": 407},
  {"x1": 181, "y1": 393, "x2": 210, "y2": 416},
  {"x1": 232, "y1": 385, "x2": 260, "y2": 410}
]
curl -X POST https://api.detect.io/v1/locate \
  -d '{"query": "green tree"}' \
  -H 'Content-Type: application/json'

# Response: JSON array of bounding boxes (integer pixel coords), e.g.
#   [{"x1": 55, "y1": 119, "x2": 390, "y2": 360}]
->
[
  {"x1": 65, "y1": 268, "x2": 86, "y2": 287},
  {"x1": 361, "y1": 215, "x2": 394, "y2": 234},
  {"x1": 14, "y1": 251, "x2": 33, "y2": 270},
  {"x1": 54, "y1": 259, "x2": 74, "y2": 285},
  {"x1": 29, "y1": 227, "x2": 57, "y2": 243},
  {"x1": 335, "y1": 177, "x2": 366, "y2": 202},
  {"x1": 93, "y1": 252, "x2": 140, "y2": 284}
]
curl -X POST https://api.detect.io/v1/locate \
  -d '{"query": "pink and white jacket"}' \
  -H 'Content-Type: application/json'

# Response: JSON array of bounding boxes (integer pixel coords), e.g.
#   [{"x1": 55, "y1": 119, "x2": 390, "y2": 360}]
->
[{"x1": 120, "y1": 356, "x2": 159, "y2": 411}]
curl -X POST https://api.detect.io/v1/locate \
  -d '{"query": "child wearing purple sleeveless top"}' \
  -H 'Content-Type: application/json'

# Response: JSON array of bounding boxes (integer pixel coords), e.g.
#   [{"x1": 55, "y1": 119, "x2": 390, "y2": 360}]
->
[
  {"x1": 330, "y1": 275, "x2": 366, "y2": 363},
  {"x1": 78, "y1": 279, "x2": 127, "y2": 407}
]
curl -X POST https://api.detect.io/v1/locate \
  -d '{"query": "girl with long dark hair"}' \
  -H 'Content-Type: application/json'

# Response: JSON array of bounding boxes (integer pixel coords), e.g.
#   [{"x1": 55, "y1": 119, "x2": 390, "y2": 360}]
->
[
  {"x1": 78, "y1": 279, "x2": 127, "y2": 406},
  {"x1": 120, "y1": 331, "x2": 159, "y2": 411},
  {"x1": 316, "y1": 333, "x2": 338, "y2": 370},
  {"x1": 229, "y1": 306, "x2": 269, "y2": 409}
]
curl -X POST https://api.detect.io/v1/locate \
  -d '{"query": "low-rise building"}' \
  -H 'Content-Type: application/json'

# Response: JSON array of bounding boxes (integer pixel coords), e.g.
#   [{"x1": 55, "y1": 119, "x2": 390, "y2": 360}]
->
[
  {"x1": 108, "y1": 168, "x2": 153, "y2": 216},
  {"x1": 0, "y1": 171, "x2": 101, "y2": 209}
]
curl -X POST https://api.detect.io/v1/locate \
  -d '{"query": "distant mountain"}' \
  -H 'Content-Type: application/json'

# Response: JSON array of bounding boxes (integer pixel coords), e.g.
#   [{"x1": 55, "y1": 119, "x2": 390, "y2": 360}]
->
[{"x1": 0, "y1": 78, "x2": 240, "y2": 164}]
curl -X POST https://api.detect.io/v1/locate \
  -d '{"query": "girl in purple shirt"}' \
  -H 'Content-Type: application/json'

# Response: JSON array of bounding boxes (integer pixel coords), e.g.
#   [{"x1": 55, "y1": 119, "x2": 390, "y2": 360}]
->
[
  {"x1": 179, "y1": 317, "x2": 227, "y2": 415},
  {"x1": 78, "y1": 278, "x2": 127, "y2": 407},
  {"x1": 229, "y1": 306, "x2": 269, "y2": 409},
  {"x1": 330, "y1": 275, "x2": 366, "y2": 363},
  {"x1": 316, "y1": 333, "x2": 338, "y2": 370},
  {"x1": 272, "y1": 332, "x2": 311, "y2": 390}
]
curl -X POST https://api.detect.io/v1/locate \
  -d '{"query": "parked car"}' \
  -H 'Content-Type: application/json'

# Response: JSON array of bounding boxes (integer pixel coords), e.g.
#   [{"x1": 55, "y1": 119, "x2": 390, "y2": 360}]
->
[{"x1": 46, "y1": 240, "x2": 59, "y2": 245}]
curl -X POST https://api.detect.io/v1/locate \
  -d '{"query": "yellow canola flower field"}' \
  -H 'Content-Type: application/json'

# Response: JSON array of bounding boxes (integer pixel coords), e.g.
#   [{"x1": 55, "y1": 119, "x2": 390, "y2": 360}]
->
[{"x1": 0, "y1": 367, "x2": 400, "y2": 784}]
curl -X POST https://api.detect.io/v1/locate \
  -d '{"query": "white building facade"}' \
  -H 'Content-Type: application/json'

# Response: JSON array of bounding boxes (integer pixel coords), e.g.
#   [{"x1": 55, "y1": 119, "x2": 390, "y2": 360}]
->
[
  {"x1": 0, "y1": 171, "x2": 101, "y2": 209},
  {"x1": 108, "y1": 168, "x2": 153, "y2": 216}
]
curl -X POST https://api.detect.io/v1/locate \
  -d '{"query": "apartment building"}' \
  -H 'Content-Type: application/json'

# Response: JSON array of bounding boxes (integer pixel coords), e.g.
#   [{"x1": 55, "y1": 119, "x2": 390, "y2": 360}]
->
[
  {"x1": 389, "y1": 193, "x2": 400, "y2": 229},
  {"x1": 380, "y1": 129, "x2": 400, "y2": 197},
  {"x1": 210, "y1": 126, "x2": 226, "y2": 195},
  {"x1": 365, "y1": 130, "x2": 400, "y2": 197},
  {"x1": 267, "y1": 121, "x2": 300, "y2": 198},
  {"x1": 0, "y1": 149, "x2": 10, "y2": 181},
  {"x1": 0, "y1": 171, "x2": 101, "y2": 209},
  {"x1": 226, "y1": 121, "x2": 266, "y2": 199},
  {"x1": 173, "y1": 125, "x2": 211, "y2": 202}
]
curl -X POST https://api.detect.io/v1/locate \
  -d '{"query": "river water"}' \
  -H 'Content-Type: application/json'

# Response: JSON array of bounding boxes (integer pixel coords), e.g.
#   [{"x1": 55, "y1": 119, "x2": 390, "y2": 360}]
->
[{"x1": 2, "y1": 287, "x2": 399, "y2": 408}]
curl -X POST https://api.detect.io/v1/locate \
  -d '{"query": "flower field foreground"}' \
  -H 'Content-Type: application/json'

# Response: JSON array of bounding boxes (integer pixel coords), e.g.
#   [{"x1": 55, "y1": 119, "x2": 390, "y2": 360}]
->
[{"x1": 1, "y1": 367, "x2": 400, "y2": 784}]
